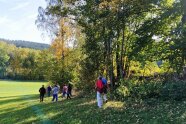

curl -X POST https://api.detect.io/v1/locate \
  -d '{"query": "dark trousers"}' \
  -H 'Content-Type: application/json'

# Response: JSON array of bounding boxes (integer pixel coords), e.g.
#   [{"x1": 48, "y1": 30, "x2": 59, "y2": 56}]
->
[
  {"x1": 68, "y1": 91, "x2": 72, "y2": 96},
  {"x1": 67, "y1": 92, "x2": 71, "y2": 99},
  {"x1": 52, "y1": 94, "x2": 58, "y2": 101},
  {"x1": 48, "y1": 91, "x2": 51, "y2": 97},
  {"x1": 40, "y1": 94, "x2": 44, "y2": 102},
  {"x1": 62, "y1": 91, "x2": 66, "y2": 98}
]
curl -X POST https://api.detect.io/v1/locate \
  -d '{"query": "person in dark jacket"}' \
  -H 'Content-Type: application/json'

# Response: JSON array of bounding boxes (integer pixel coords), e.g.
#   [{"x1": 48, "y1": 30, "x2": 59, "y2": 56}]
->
[
  {"x1": 67, "y1": 83, "x2": 72, "y2": 99},
  {"x1": 47, "y1": 85, "x2": 52, "y2": 97},
  {"x1": 39, "y1": 85, "x2": 46, "y2": 102}
]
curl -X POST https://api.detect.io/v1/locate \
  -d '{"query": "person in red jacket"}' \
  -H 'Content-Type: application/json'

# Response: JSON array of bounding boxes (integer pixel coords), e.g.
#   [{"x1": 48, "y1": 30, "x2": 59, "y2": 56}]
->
[{"x1": 95, "y1": 76, "x2": 104, "y2": 108}]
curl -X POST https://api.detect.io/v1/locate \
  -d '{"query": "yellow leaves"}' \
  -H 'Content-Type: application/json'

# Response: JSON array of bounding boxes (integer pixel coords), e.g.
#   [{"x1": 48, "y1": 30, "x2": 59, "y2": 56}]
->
[
  {"x1": 77, "y1": 100, "x2": 96, "y2": 106},
  {"x1": 117, "y1": 85, "x2": 130, "y2": 97},
  {"x1": 99, "y1": 0, "x2": 120, "y2": 10},
  {"x1": 161, "y1": 0, "x2": 174, "y2": 8},
  {"x1": 59, "y1": 18, "x2": 73, "y2": 40},
  {"x1": 51, "y1": 17, "x2": 74, "y2": 60},
  {"x1": 51, "y1": 38, "x2": 70, "y2": 60},
  {"x1": 104, "y1": 101, "x2": 125, "y2": 109}
]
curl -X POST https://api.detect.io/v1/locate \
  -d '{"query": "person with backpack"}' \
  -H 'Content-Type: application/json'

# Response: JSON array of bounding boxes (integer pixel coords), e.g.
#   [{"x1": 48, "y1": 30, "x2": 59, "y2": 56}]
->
[
  {"x1": 102, "y1": 77, "x2": 108, "y2": 103},
  {"x1": 95, "y1": 76, "x2": 104, "y2": 108},
  {"x1": 39, "y1": 85, "x2": 46, "y2": 102}
]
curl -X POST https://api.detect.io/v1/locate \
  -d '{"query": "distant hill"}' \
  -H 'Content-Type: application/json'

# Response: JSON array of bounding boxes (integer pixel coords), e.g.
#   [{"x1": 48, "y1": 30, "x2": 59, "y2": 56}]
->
[{"x1": 0, "y1": 38, "x2": 50, "y2": 50}]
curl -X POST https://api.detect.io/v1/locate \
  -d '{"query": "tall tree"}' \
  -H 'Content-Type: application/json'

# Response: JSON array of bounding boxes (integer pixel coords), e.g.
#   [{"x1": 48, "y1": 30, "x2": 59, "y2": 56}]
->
[
  {"x1": 36, "y1": 0, "x2": 186, "y2": 90},
  {"x1": 0, "y1": 42, "x2": 9, "y2": 78}
]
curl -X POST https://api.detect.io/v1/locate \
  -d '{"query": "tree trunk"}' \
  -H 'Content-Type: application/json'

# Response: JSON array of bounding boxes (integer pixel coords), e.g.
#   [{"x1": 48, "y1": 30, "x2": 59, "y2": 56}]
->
[
  {"x1": 182, "y1": 0, "x2": 186, "y2": 23},
  {"x1": 120, "y1": 1, "x2": 127, "y2": 79},
  {"x1": 103, "y1": 26, "x2": 109, "y2": 79},
  {"x1": 116, "y1": 44, "x2": 120, "y2": 78},
  {"x1": 109, "y1": 42, "x2": 113, "y2": 90},
  {"x1": 120, "y1": 25, "x2": 125, "y2": 79},
  {"x1": 182, "y1": 0, "x2": 186, "y2": 76},
  {"x1": 107, "y1": 32, "x2": 114, "y2": 91}
]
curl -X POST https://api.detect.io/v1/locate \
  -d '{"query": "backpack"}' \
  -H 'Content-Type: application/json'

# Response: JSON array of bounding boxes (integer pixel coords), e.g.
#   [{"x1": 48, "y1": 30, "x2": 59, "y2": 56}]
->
[
  {"x1": 102, "y1": 78, "x2": 107, "y2": 85},
  {"x1": 96, "y1": 80, "x2": 104, "y2": 93}
]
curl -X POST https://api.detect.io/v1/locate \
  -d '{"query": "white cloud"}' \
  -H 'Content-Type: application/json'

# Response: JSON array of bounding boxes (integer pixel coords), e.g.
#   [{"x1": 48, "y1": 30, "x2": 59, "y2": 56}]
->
[{"x1": 10, "y1": 2, "x2": 30, "y2": 11}]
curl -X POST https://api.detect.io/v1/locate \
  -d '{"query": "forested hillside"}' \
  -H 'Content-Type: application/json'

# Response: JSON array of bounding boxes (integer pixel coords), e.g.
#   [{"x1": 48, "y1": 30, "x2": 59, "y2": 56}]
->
[
  {"x1": 0, "y1": 41, "x2": 78, "y2": 82},
  {"x1": 0, "y1": 42, "x2": 43, "y2": 80},
  {"x1": 0, "y1": 38, "x2": 50, "y2": 50}
]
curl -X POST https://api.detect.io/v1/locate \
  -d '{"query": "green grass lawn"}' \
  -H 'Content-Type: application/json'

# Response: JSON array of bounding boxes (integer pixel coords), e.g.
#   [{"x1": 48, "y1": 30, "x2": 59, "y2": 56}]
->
[
  {"x1": 1, "y1": 80, "x2": 186, "y2": 124},
  {"x1": 0, "y1": 80, "x2": 46, "y2": 97}
]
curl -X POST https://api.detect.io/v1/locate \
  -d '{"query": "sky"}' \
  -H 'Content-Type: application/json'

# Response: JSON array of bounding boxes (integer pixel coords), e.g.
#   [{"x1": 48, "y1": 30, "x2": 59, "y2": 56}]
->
[{"x1": 0, "y1": 0, "x2": 51, "y2": 44}]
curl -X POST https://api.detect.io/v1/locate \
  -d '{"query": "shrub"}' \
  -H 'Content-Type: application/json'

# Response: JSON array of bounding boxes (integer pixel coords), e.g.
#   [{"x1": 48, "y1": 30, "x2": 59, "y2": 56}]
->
[
  {"x1": 115, "y1": 77, "x2": 186, "y2": 101},
  {"x1": 115, "y1": 78, "x2": 162, "y2": 100},
  {"x1": 161, "y1": 80, "x2": 186, "y2": 101}
]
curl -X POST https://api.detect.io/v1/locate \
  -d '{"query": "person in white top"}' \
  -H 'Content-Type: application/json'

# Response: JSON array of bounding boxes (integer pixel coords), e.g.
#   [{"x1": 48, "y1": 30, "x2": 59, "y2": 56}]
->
[{"x1": 52, "y1": 85, "x2": 59, "y2": 102}]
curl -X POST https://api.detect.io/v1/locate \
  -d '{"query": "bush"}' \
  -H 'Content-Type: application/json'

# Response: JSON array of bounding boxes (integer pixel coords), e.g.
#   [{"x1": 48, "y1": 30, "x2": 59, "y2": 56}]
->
[
  {"x1": 115, "y1": 78, "x2": 162, "y2": 100},
  {"x1": 115, "y1": 77, "x2": 186, "y2": 101},
  {"x1": 161, "y1": 80, "x2": 186, "y2": 101}
]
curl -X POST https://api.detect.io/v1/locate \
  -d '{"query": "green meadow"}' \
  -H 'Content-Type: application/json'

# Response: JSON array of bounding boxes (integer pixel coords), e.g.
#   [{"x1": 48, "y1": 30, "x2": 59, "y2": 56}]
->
[
  {"x1": 1, "y1": 81, "x2": 186, "y2": 124},
  {"x1": 0, "y1": 80, "x2": 45, "y2": 97}
]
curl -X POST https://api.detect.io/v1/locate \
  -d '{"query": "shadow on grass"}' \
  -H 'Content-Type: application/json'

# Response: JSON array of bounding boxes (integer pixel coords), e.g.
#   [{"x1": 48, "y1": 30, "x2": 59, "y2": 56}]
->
[
  {"x1": 0, "y1": 94, "x2": 52, "y2": 124},
  {"x1": 0, "y1": 105, "x2": 40, "y2": 124},
  {"x1": 1, "y1": 94, "x2": 186, "y2": 124},
  {"x1": 0, "y1": 94, "x2": 39, "y2": 105},
  {"x1": 32, "y1": 97, "x2": 186, "y2": 124}
]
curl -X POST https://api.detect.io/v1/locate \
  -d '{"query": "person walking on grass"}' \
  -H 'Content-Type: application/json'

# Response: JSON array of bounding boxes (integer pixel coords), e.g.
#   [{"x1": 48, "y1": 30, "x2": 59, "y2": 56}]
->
[
  {"x1": 47, "y1": 85, "x2": 52, "y2": 97},
  {"x1": 102, "y1": 77, "x2": 108, "y2": 103},
  {"x1": 52, "y1": 85, "x2": 59, "y2": 102},
  {"x1": 39, "y1": 85, "x2": 46, "y2": 102},
  {"x1": 67, "y1": 83, "x2": 72, "y2": 99},
  {"x1": 62, "y1": 84, "x2": 68, "y2": 98},
  {"x1": 95, "y1": 76, "x2": 104, "y2": 108}
]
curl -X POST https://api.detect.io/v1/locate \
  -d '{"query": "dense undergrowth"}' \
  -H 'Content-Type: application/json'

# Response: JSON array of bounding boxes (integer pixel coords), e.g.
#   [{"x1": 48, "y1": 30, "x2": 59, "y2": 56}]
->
[{"x1": 115, "y1": 77, "x2": 186, "y2": 101}]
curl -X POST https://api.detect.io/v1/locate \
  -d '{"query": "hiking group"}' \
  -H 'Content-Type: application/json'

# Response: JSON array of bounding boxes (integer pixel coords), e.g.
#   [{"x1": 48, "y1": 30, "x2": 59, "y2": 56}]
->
[
  {"x1": 39, "y1": 77, "x2": 109, "y2": 108},
  {"x1": 39, "y1": 83, "x2": 72, "y2": 102},
  {"x1": 95, "y1": 76, "x2": 108, "y2": 108}
]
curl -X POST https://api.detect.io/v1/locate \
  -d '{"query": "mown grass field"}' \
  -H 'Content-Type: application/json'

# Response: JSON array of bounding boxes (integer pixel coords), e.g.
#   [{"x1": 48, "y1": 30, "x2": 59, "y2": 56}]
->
[{"x1": 1, "y1": 80, "x2": 186, "y2": 124}]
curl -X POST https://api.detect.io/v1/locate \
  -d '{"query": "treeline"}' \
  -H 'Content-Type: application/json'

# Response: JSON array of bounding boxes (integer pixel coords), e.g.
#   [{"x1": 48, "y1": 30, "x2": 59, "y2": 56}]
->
[
  {"x1": 0, "y1": 41, "x2": 81, "y2": 83},
  {"x1": 0, "y1": 38, "x2": 50, "y2": 50},
  {"x1": 0, "y1": 41, "x2": 43, "y2": 80}
]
